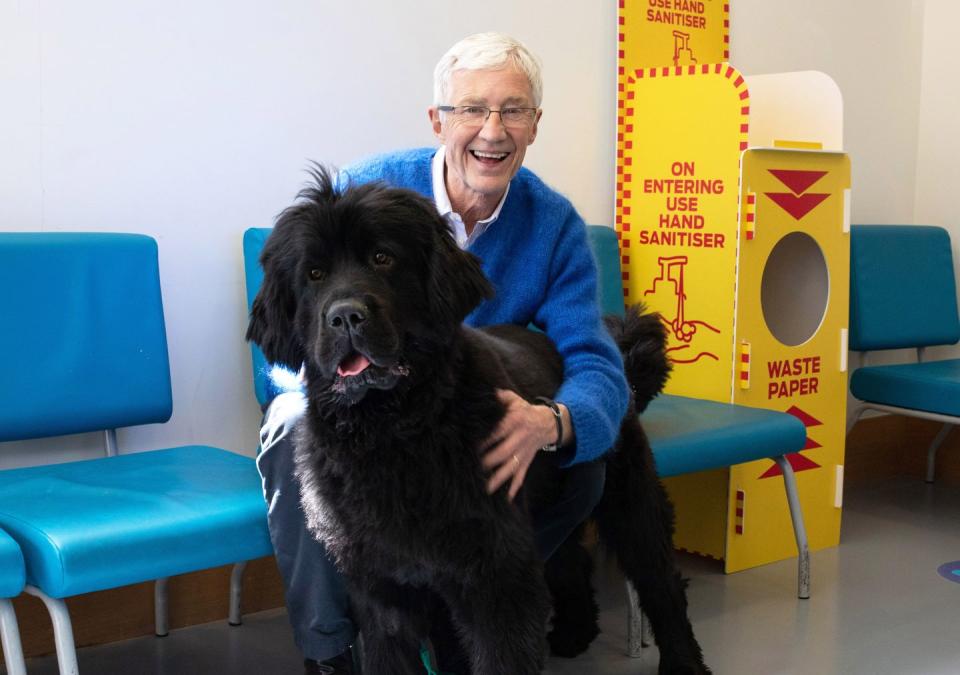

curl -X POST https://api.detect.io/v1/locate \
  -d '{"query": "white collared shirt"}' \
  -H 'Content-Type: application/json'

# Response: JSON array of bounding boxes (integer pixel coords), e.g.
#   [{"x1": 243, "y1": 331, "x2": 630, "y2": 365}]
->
[{"x1": 431, "y1": 146, "x2": 509, "y2": 249}]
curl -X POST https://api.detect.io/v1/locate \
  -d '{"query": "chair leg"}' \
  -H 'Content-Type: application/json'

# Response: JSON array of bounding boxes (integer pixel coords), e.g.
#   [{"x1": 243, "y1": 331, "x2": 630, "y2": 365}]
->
[
  {"x1": 845, "y1": 401, "x2": 864, "y2": 435},
  {"x1": 229, "y1": 561, "x2": 248, "y2": 626},
  {"x1": 624, "y1": 579, "x2": 654, "y2": 657},
  {"x1": 625, "y1": 579, "x2": 644, "y2": 657},
  {"x1": 0, "y1": 598, "x2": 26, "y2": 675},
  {"x1": 154, "y1": 577, "x2": 169, "y2": 637},
  {"x1": 775, "y1": 456, "x2": 810, "y2": 599},
  {"x1": 24, "y1": 585, "x2": 79, "y2": 675},
  {"x1": 925, "y1": 423, "x2": 953, "y2": 483}
]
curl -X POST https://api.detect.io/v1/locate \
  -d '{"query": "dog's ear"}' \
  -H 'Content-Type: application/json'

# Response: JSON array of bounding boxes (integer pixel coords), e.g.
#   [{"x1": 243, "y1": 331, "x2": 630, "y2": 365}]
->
[
  {"x1": 246, "y1": 213, "x2": 309, "y2": 371},
  {"x1": 428, "y1": 225, "x2": 494, "y2": 328},
  {"x1": 247, "y1": 164, "x2": 344, "y2": 370}
]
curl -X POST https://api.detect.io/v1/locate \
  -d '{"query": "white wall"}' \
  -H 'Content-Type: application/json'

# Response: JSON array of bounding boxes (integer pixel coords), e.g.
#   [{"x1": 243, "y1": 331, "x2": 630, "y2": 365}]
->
[
  {"x1": 2, "y1": 1, "x2": 956, "y2": 466},
  {"x1": 730, "y1": 0, "x2": 926, "y2": 225},
  {"x1": 914, "y1": 0, "x2": 960, "y2": 361},
  {"x1": 915, "y1": 0, "x2": 960, "y2": 226}
]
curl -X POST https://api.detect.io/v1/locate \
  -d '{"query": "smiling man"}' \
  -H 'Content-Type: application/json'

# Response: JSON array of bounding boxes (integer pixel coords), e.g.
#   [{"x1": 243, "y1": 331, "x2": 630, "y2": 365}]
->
[{"x1": 257, "y1": 33, "x2": 629, "y2": 674}]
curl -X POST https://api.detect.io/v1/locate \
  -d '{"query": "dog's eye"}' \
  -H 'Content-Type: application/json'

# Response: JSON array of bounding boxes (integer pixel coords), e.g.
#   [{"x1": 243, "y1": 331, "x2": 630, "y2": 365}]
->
[
  {"x1": 308, "y1": 269, "x2": 324, "y2": 282},
  {"x1": 372, "y1": 252, "x2": 393, "y2": 267}
]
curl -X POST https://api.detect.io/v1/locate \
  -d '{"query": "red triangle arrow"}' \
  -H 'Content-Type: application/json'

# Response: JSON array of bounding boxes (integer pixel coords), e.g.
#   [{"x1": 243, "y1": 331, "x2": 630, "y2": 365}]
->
[
  {"x1": 786, "y1": 406, "x2": 822, "y2": 427},
  {"x1": 765, "y1": 192, "x2": 830, "y2": 220},
  {"x1": 759, "y1": 452, "x2": 822, "y2": 479},
  {"x1": 768, "y1": 169, "x2": 827, "y2": 195}
]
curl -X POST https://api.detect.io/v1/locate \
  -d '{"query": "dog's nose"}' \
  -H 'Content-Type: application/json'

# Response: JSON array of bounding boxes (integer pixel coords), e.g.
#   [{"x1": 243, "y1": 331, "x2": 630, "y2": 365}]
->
[{"x1": 327, "y1": 299, "x2": 367, "y2": 331}]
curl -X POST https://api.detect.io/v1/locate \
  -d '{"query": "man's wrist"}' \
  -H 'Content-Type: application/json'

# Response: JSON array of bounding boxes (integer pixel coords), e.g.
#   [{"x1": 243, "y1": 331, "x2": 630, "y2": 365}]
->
[{"x1": 533, "y1": 397, "x2": 563, "y2": 452}]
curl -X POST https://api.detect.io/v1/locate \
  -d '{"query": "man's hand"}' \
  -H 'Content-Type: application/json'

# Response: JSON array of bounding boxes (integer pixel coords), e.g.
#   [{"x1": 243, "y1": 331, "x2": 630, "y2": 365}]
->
[{"x1": 481, "y1": 389, "x2": 562, "y2": 500}]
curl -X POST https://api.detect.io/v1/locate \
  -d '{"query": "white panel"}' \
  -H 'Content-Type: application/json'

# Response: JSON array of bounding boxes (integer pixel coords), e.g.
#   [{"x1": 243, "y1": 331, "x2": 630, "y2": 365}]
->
[
  {"x1": 744, "y1": 71, "x2": 843, "y2": 151},
  {"x1": 840, "y1": 328, "x2": 848, "y2": 373},
  {"x1": 834, "y1": 465, "x2": 844, "y2": 508},
  {"x1": 843, "y1": 189, "x2": 851, "y2": 233}
]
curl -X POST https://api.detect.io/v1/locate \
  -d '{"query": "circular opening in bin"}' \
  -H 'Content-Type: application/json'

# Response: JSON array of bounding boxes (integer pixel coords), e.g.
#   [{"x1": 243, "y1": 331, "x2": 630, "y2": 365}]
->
[{"x1": 761, "y1": 232, "x2": 829, "y2": 346}]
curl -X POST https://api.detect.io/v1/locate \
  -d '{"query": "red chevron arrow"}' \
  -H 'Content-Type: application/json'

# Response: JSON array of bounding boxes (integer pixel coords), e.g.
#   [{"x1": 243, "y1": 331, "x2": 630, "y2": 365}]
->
[
  {"x1": 786, "y1": 405, "x2": 822, "y2": 427},
  {"x1": 768, "y1": 169, "x2": 827, "y2": 195},
  {"x1": 760, "y1": 452, "x2": 822, "y2": 479},
  {"x1": 765, "y1": 192, "x2": 830, "y2": 220},
  {"x1": 759, "y1": 406, "x2": 823, "y2": 479}
]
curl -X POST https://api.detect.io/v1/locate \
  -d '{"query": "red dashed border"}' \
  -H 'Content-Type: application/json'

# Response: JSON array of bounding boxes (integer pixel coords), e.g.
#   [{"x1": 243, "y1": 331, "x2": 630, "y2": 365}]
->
[
  {"x1": 739, "y1": 341, "x2": 751, "y2": 389},
  {"x1": 723, "y1": 4, "x2": 731, "y2": 60},
  {"x1": 734, "y1": 489, "x2": 745, "y2": 535},
  {"x1": 744, "y1": 193, "x2": 757, "y2": 240}
]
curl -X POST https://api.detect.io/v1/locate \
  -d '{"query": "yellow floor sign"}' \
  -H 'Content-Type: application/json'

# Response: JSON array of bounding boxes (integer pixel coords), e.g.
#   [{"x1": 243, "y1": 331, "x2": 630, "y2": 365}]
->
[{"x1": 727, "y1": 149, "x2": 850, "y2": 571}]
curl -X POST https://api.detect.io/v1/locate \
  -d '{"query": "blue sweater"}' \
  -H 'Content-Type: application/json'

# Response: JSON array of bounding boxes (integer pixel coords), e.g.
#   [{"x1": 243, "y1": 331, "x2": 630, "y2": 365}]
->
[{"x1": 341, "y1": 148, "x2": 629, "y2": 465}]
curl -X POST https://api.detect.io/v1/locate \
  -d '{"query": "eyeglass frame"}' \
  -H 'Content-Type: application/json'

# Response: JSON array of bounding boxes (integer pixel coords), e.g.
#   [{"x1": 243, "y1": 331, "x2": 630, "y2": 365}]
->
[{"x1": 436, "y1": 105, "x2": 540, "y2": 127}]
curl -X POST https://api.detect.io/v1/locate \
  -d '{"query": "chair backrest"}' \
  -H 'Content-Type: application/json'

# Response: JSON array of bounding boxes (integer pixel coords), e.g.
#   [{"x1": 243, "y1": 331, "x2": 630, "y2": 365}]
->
[
  {"x1": 0, "y1": 233, "x2": 173, "y2": 442},
  {"x1": 849, "y1": 225, "x2": 960, "y2": 351},
  {"x1": 587, "y1": 225, "x2": 627, "y2": 318},
  {"x1": 242, "y1": 228, "x2": 277, "y2": 408},
  {"x1": 241, "y1": 225, "x2": 625, "y2": 408}
]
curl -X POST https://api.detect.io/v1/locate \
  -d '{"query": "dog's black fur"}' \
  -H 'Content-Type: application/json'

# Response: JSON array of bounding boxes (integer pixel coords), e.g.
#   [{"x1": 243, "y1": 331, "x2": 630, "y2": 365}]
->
[{"x1": 247, "y1": 168, "x2": 709, "y2": 674}]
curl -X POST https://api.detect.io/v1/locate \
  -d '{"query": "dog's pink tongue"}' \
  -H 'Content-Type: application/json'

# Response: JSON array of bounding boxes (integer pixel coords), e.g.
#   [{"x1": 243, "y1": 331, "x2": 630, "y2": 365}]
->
[{"x1": 337, "y1": 353, "x2": 371, "y2": 377}]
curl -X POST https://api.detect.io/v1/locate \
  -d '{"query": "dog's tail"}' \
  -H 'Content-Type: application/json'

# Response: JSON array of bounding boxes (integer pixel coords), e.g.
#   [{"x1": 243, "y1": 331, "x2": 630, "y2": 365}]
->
[
  {"x1": 603, "y1": 305, "x2": 671, "y2": 412},
  {"x1": 595, "y1": 307, "x2": 709, "y2": 672}
]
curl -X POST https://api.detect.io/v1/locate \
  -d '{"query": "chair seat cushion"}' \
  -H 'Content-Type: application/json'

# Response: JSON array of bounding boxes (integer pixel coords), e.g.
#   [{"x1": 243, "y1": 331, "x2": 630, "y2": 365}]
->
[
  {"x1": 0, "y1": 529, "x2": 25, "y2": 598},
  {"x1": 0, "y1": 446, "x2": 271, "y2": 598},
  {"x1": 644, "y1": 394, "x2": 808, "y2": 477},
  {"x1": 850, "y1": 359, "x2": 960, "y2": 417}
]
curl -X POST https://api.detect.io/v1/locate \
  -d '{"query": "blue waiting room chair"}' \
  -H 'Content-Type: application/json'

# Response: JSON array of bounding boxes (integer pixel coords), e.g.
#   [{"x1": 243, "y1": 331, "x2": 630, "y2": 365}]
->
[
  {"x1": 0, "y1": 233, "x2": 272, "y2": 674},
  {"x1": 847, "y1": 225, "x2": 960, "y2": 482},
  {"x1": 244, "y1": 224, "x2": 810, "y2": 658}
]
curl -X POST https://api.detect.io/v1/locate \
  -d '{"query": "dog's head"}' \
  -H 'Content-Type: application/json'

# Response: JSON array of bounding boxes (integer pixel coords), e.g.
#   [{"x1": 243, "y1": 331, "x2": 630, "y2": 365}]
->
[{"x1": 246, "y1": 165, "x2": 493, "y2": 405}]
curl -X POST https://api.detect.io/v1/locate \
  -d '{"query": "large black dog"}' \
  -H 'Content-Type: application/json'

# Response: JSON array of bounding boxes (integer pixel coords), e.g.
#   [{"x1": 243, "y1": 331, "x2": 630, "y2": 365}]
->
[{"x1": 247, "y1": 168, "x2": 709, "y2": 674}]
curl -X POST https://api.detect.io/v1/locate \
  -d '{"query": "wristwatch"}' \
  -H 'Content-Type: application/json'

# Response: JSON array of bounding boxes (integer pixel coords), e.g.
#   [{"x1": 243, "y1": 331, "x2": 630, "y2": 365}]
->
[{"x1": 533, "y1": 397, "x2": 563, "y2": 452}]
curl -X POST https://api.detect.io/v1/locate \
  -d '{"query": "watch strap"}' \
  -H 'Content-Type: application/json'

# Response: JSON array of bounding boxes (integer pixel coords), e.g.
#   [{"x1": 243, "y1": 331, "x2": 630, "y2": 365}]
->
[{"x1": 533, "y1": 396, "x2": 563, "y2": 452}]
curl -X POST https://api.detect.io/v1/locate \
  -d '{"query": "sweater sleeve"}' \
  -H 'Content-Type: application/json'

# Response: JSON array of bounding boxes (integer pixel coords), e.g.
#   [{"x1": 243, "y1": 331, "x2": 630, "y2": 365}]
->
[{"x1": 534, "y1": 210, "x2": 629, "y2": 466}]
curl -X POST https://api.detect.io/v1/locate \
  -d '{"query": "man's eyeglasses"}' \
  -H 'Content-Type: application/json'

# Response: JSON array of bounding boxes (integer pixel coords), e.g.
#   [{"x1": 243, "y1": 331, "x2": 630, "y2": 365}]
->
[{"x1": 437, "y1": 105, "x2": 538, "y2": 128}]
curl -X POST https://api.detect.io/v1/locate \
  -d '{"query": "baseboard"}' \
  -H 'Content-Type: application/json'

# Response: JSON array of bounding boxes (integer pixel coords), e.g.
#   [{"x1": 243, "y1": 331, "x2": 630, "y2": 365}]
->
[
  {"x1": 10, "y1": 556, "x2": 285, "y2": 659},
  {"x1": 846, "y1": 414, "x2": 960, "y2": 486}
]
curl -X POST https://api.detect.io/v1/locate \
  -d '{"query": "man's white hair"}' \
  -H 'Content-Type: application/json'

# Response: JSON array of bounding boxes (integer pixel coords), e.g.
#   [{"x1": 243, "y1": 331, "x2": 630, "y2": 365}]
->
[{"x1": 433, "y1": 32, "x2": 543, "y2": 107}]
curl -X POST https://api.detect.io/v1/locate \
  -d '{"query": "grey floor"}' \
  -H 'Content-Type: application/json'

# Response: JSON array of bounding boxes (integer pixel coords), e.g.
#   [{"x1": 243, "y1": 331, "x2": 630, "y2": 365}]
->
[{"x1": 19, "y1": 476, "x2": 960, "y2": 675}]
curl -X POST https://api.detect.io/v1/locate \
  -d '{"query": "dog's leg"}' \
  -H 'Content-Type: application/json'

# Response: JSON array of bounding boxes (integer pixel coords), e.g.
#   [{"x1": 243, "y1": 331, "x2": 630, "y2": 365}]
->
[
  {"x1": 595, "y1": 418, "x2": 711, "y2": 675},
  {"x1": 439, "y1": 561, "x2": 551, "y2": 675},
  {"x1": 428, "y1": 599, "x2": 472, "y2": 675},
  {"x1": 350, "y1": 583, "x2": 432, "y2": 675},
  {"x1": 544, "y1": 526, "x2": 599, "y2": 658}
]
